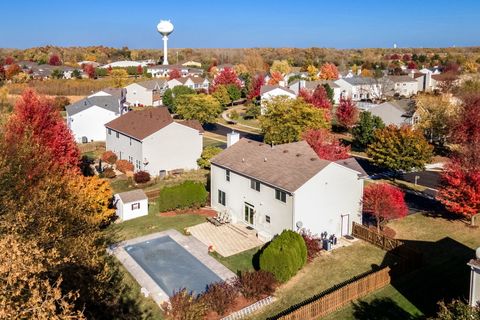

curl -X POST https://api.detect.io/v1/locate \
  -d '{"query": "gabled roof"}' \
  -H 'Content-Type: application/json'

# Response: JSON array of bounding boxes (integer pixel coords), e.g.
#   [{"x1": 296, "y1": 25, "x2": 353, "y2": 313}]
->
[
  {"x1": 260, "y1": 85, "x2": 296, "y2": 96},
  {"x1": 290, "y1": 79, "x2": 340, "y2": 89},
  {"x1": 134, "y1": 79, "x2": 167, "y2": 90},
  {"x1": 66, "y1": 96, "x2": 120, "y2": 116},
  {"x1": 335, "y1": 158, "x2": 368, "y2": 178},
  {"x1": 386, "y1": 75, "x2": 417, "y2": 83},
  {"x1": 105, "y1": 107, "x2": 173, "y2": 140},
  {"x1": 172, "y1": 76, "x2": 208, "y2": 85},
  {"x1": 105, "y1": 108, "x2": 203, "y2": 140},
  {"x1": 211, "y1": 139, "x2": 331, "y2": 192},
  {"x1": 116, "y1": 189, "x2": 147, "y2": 203},
  {"x1": 342, "y1": 76, "x2": 377, "y2": 86}
]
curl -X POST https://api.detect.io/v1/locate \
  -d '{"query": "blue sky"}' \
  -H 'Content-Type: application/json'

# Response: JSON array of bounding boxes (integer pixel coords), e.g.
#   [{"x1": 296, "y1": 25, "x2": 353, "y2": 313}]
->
[{"x1": 1, "y1": 0, "x2": 479, "y2": 49}]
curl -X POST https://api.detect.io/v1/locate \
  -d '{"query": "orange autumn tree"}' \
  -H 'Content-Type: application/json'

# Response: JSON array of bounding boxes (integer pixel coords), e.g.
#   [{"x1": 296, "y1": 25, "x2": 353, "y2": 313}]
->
[
  {"x1": 319, "y1": 63, "x2": 339, "y2": 80},
  {"x1": 268, "y1": 71, "x2": 283, "y2": 85}
]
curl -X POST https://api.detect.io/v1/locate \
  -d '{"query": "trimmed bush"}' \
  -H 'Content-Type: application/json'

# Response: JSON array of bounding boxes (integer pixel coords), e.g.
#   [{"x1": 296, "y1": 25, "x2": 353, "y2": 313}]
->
[
  {"x1": 197, "y1": 146, "x2": 222, "y2": 169},
  {"x1": 157, "y1": 181, "x2": 208, "y2": 212},
  {"x1": 100, "y1": 167, "x2": 116, "y2": 179},
  {"x1": 300, "y1": 229, "x2": 322, "y2": 262},
  {"x1": 234, "y1": 270, "x2": 276, "y2": 300},
  {"x1": 101, "y1": 151, "x2": 117, "y2": 165},
  {"x1": 163, "y1": 288, "x2": 207, "y2": 320},
  {"x1": 133, "y1": 170, "x2": 150, "y2": 183},
  {"x1": 259, "y1": 230, "x2": 307, "y2": 282},
  {"x1": 201, "y1": 280, "x2": 237, "y2": 316},
  {"x1": 115, "y1": 159, "x2": 134, "y2": 173}
]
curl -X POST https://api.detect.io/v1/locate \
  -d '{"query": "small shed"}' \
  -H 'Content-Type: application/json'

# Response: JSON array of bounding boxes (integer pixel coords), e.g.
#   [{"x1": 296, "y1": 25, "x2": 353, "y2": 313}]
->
[{"x1": 114, "y1": 189, "x2": 148, "y2": 221}]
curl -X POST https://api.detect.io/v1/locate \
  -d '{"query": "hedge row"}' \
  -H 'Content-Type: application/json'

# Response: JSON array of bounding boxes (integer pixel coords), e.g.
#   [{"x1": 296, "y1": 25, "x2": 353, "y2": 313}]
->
[{"x1": 157, "y1": 181, "x2": 208, "y2": 212}]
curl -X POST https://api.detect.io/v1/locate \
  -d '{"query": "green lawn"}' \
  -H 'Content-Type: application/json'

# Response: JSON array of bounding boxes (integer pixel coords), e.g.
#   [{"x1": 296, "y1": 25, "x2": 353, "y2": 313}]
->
[
  {"x1": 203, "y1": 137, "x2": 227, "y2": 149},
  {"x1": 210, "y1": 247, "x2": 260, "y2": 274}
]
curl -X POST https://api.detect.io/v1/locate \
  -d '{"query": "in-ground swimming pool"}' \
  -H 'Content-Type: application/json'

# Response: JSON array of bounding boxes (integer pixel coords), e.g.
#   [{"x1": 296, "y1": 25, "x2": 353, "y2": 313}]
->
[{"x1": 125, "y1": 236, "x2": 222, "y2": 296}]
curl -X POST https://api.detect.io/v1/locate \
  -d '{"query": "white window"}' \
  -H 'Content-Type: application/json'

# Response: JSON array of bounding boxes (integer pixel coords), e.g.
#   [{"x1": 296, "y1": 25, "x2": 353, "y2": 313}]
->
[
  {"x1": 116, "y1": 132, "x2": 120, "y2": 138},
  {"x1": 250, "y1": 179, "x2": 260, "y2": 191},
  {"x1": 275, "y1": 189, "x2": 287, "y2": 203},
  {"x1": 265, "y1": 215, "x2": 271, "y2": 223},
  {"x1": 218, "y1": 190, "x2": 226, "y2": 206},
  {"x1": 108, "y1": 128, "x2": 111, "y2": 135},
  {"x1": 226, "y1": 170, "x2": 230, "y2": 182},
  {"x1": 131, "y1": 202, "x2": 140, "y2": 210}
]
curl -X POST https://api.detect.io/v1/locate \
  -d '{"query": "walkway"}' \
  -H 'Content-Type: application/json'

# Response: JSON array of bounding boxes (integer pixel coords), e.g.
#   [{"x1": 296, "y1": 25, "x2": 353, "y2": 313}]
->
[{"x1": 189, "y1": 222, "x2": 264, "y2": 257}]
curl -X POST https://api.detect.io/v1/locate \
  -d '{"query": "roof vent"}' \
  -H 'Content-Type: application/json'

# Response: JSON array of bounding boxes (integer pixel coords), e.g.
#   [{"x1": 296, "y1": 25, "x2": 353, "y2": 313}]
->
[
  {"x1": 296, "y1": 153, "x2": 301, "y2": 157},
  {"x1": 283, "y1": 150, "x2": 288, "y2": 153},
  {"x1": 242, "y1": 158, "x2": 245, "y2": 162},
  {"x1": 310, "y1": 157, "x2": 317, "y2": 161},
  {"x1": 264, "y1": 157, "x2": 267, "y2": 162}
]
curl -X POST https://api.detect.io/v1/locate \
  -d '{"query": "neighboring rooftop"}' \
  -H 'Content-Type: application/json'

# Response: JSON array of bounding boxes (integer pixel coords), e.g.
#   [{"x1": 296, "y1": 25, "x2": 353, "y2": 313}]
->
[
  {"x1": 211, "y1": 138, "x2": 331, "y2": 192},
  {"x1": 342, "y1": 76, "x2": 377, "y2": 86},
  {"x1": 335, "y1": 157, "x2": 368, "y2": 178},
  {"x1": 135, "y1": 79, "x2": 167, "y2": 90},
  {"x1": 386, "y1": 75, "x2": 418, "y2": 83},
  {"x1": 260, "y1": 85, "x2": 296, "y2": 96},
  {"x1": 105, "y1": 108, "x2": 203, "y2": 140},
  {"x1": 116, "y1": 189, "x2": 147, "y2": 203},
  {"x1": 66, "y1": 95, "x2": 121, "y2": 116}
]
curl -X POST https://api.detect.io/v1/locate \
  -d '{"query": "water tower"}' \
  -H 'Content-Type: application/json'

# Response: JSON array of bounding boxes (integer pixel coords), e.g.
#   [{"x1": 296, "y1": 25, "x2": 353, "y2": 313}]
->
[{"x1": 157, "y1": 20, "x2": 174, "y2": 65}]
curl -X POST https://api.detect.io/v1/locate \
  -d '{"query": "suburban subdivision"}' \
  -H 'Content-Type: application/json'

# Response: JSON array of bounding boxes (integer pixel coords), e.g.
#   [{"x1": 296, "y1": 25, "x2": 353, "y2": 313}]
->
[{"x1": 1, "y1": 3, "x2": 480, "y2": 319}]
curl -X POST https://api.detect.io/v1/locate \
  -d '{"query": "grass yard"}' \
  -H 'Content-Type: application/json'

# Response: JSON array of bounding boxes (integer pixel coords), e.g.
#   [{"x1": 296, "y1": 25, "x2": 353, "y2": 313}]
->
[
  {"x1": 210, "y1": 247, "x2": 259, "y2": 274},
  {"x1": 203, "y1": 137, "x2": 227, "y2": 149},
  {"x1": 107, "y1": 212, "x2": 206, "y2": 242}
]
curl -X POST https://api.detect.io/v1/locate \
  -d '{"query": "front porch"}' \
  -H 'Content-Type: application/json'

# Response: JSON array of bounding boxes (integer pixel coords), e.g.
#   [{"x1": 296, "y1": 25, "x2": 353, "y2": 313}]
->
[{"x1": 188, "y1": 222, "x2": 264, "y2": 257}]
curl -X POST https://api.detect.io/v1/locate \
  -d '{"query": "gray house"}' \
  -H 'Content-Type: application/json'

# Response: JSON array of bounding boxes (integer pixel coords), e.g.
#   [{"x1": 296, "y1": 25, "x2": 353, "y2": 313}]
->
[{"x1": 367, "y1": 100, "x2": 417, "y2": 127}]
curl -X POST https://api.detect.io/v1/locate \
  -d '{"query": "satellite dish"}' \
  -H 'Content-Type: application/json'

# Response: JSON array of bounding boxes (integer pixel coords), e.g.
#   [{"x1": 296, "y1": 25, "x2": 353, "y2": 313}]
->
[{"x1": 296, "y1": 221, "x2": 303, "y2": 229}]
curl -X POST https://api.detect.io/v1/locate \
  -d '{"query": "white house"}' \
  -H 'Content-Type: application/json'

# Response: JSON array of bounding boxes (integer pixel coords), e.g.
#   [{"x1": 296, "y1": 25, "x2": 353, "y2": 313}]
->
[
  {"x1": 260, "y1": 85, "x2": 297, "y2": 114},
  {"x1": 167, "y1": 76, "x2": 210, "y2": 91},
  {"x1": 125, "y1": 79, "x2": 167, "y2": 107},
  {"x1": 367, "y1": 100, "x2": 417, "y2": 127},
  {"x1": 335, "y1": 77, "x2": 383, "y2": 101},
  {"x1": 468, "y1": 248, "x2": 480, "y2": 307},
  {"x1": 147, "y1": 64, "x2": 203, "y2": 78},
  {"x1": 289, "y1": 79, "x2": 342, "y2": 104},
  {"x1": 384, "y1": 75, "x2": 419, "y2": 97},
  {"x1": 210, "y1": 136, "x2": 364, "y2": 242},
  {"x1": 114, "y1": 189, "x2": 148, "y2": 221},
  {"x1": 105, "y1": 108, "x2": 203, "y2": 176},
  {"x1": 101, "y1": 61, "x2": 147, "y2": 68},
  {"x1": 66, "y1": 90, "x2": 127, "y2": 143}
]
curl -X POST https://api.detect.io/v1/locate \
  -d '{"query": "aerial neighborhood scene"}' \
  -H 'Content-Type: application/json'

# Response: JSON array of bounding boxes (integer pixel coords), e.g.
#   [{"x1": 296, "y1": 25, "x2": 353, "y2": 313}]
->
[{"x1": 2, "y1": 1, "x2": 480, "y2": 319}]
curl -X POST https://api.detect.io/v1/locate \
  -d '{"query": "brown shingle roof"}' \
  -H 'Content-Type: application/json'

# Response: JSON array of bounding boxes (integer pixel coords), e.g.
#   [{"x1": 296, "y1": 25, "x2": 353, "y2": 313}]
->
[
  {"x1": 175, "y1": 120, "x2": 204, "y2": 133},
  {"x1": 105, "y1": 108, "x2": 173, "y2": 140},
  {"x1": 211, "y1": 138, "x2": 331, "y2": 192}
]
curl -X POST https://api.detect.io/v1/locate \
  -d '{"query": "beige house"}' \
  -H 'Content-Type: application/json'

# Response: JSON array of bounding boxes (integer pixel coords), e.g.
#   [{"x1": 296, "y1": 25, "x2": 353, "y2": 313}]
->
[
  {"x1": 167, "y1": 76, "x2": 210, "y2": 91},
  {"x1": 125, "y1": 80, "x2": 167, "y2": 107},
  {"x1": 105, "y1": 108, "x2": 203, "y2": 176},
  {"x1": 210, "y1": 137, "x2": 363, "y2": 242}
]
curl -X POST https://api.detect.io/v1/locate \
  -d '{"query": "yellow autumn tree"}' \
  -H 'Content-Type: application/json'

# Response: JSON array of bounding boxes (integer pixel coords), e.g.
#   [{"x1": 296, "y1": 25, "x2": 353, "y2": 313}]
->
[
  {"x1": 270, "y1": 60, "x2": 291, "y2": 76},
  {"x1": 110, "y1": 69, "x2": 129, "y2": 88},
  {"x1": 306, "y1": 64, "x2": 319, "y2": 80},
  {"x1": 234, "y1": 63, "x2": 248, "y2": 75},
  {"x1": 361, "y1": 68, "x2": 373, "y2": 77},
  {"x1": 463, "y1": 60, "x2": 479, "y2": 73}
]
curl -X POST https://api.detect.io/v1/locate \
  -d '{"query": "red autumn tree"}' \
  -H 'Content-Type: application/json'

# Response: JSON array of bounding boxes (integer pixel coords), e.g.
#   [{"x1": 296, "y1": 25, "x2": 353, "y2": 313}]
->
[
  {"x1": 4, "y1": 56, "x2": 15, "y2": 65},
  {"x1": 84, "y1": 64, "x2": 95, "y2": 79},
  {"x1": 437, "y1": 159, "x2": 480, "y2": 226},
  {"x1": 107, "y1": 65, "x2": 113, "y2": 74},
  {"x1": 303, "y1": 128, "x2": 350, "y2": 161},
  {"x1": 212, "y1": 67, "x2": 241, "y2": 91},
  {"x1": 319, "y1": 63, "x2": 339, "y2": 80},
  {"x1": 363, "y1": 183, "x2": 408, "y2": 232},
  {"x1": 248, "y1": 74, "x2": 265, "y2": 100},
  {"x1": 168, "y1": 68, "x2": 181, "y2": 80},
  {"x1": 407, "y1": 61, "x2": 417, "y2": 69},
  {"x1": 390, "y1": 54, "x2": 401, "y2": 60},
  {"x1": 5, "y1": 90, "x2": 80, "y2": 171},
  {"x1": 48, "y1": 54, "x2": 62, "y2": 66},
  {"x1": 336, "y1": 98, "x2": 359, "y2": 129},
  {"x1": 267, "y1": 71, "x2": 283, "y2": 85},
  {"x1": 136, "y1": 65, "x2": 143, "y2": 75},
  {"x1": 451, "y1": 94, "x2": 480, "y2": 155},
  {"x1": 300, "y1": 86, "x2": 332, "y2": 112},
  {"x1": 402, "y1": 54, "x2": 411, "y2": 62}
]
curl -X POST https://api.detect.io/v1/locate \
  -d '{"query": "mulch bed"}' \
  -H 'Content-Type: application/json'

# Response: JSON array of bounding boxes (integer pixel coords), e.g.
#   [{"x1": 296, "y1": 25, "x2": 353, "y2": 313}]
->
[{"x1": 158, "y1": 208, "x2": 217, "y2": 218}]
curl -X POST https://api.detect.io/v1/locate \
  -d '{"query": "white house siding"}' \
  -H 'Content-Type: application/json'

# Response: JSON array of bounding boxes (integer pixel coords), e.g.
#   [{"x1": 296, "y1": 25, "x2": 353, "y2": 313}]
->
[
  {"x1": 106, "y1": 129, "x2": 144, "y2": 171},
  {"x1": 141, "y1": 123, "x2": 202, "y2": 175},
  {"x1": 114, "y1": 196, "x2": 148, "y2": 221},
  {"x1": 125, "y1": 83, "x2": 153, "y2": 106},
  {"x1": 260, "y1": 89, "x2": 296, "y2": 114},
  {"x1": 392, "y1": 82, "x2": 418, "y2": 97},
  {"x1": 210, "y1": 165, "x2": 294, "y2": 240},
  {"x1": 294, "y1": 163, "x2": 363, "y2": 237},
  {"x1": 68, "y1": 106, "x2": 118, "y2": 142},
  {"x1": 470, "y1": 266, "x2": 480, "y2": 306}
]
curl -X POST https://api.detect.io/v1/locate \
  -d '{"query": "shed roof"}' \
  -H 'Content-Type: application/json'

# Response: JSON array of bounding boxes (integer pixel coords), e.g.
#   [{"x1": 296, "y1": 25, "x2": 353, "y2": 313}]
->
[{"x1": 117, "y1": 189, "x2": 147, "y2": 203}]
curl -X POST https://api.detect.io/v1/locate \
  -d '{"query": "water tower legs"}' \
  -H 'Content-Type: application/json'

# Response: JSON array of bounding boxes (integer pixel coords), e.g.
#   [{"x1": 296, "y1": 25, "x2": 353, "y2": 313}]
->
[{"x1": 162, "y1": 35, "x2": 169, "y2": 65}]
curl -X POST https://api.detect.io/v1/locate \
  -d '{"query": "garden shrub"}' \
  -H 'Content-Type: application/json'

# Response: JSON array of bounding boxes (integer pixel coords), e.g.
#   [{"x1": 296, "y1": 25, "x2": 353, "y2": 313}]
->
[
  {"x1": 133, "y1": 170, "x2": 150, "y2": 183},
  {"x1": 234, "y1": 270, "x2": 276, "y2": 300},
  {"x1": 100, "y1": 167, "x2": 116, "y2": 179},
  {"x1": 101, "y1": 151, "x2": 117, "y2": 165},
  {"x1": 163, "y1": 288, "x2": 207, "y2": 320},
  {"x1": 197, "y1": 146, "x2": 222, "y2": 169},
  {"x1": 201, "y1": 280, "x2": 237, "y2": 316},
  {"x1": 259, "y1": 230, "x2": 307, "y2": 282},
  {"x1": 300, "y1": 229, "x2": 322, "y2": 262},
  {"x1": 157, "y1": 181, "x2": 208, "y2": 212},
  {"x1": 115, "y1": 159, "x2": 133, "y2": 173}
]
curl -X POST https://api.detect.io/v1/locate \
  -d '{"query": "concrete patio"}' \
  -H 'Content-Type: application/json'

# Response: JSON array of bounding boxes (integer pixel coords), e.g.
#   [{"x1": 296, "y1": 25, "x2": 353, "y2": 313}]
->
[{"x1": 188, "y1": 222, "x2": 264, "y2": 257}]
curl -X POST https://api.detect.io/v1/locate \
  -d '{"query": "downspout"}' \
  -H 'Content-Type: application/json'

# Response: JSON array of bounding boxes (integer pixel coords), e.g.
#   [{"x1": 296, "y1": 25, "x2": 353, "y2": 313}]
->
[{"x1": 292, "y1": 192, "x2": 296, "y2": 232}]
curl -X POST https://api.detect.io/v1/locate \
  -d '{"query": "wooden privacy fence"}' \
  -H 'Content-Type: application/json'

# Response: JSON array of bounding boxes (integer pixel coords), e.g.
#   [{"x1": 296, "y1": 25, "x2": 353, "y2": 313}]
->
[
  {"x1": 272, "y1": 267, "x2": 391, "y2": 320},
  {"x1": 352, "y1": 222, "x2": 423, "y2": 273}
]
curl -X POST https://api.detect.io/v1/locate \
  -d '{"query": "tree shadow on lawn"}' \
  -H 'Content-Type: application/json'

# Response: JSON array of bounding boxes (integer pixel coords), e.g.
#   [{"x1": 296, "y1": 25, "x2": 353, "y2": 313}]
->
[
  {"x1": 384, "y1": 237, "x2": 474, "y2": 317},
  {"x1": 352, "y1": 297, "x2": 422, "y2": 320}
]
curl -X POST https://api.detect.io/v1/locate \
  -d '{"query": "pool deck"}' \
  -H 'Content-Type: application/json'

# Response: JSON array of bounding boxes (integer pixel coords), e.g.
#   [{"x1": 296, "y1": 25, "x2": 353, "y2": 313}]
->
[{"x1": 108, "y1": 229, "x2": 236, "y2": 306}]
